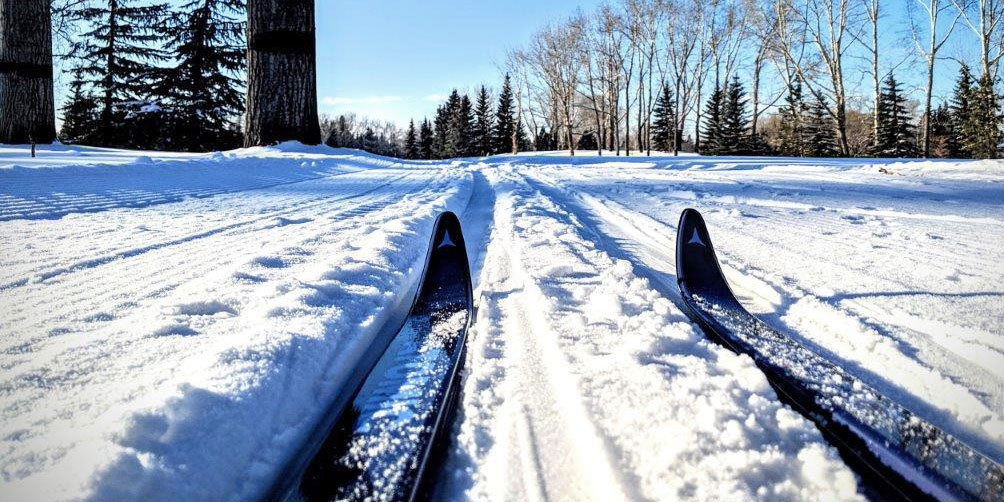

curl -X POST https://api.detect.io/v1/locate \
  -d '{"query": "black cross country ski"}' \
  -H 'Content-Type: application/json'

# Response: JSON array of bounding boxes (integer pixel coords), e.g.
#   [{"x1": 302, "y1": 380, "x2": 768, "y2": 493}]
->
[
  {"x1": 269, "y1": 211, "x2": 473, "y2": 502},
  {"x1": 676, "y1": 208, "x2": 1004, "y2": 502}
]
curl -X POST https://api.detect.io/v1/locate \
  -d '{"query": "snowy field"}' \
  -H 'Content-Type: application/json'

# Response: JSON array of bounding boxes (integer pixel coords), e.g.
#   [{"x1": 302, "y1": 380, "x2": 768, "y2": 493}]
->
[{"x1": 1, "y1": 143, "x2": 1002, "y2": 501}]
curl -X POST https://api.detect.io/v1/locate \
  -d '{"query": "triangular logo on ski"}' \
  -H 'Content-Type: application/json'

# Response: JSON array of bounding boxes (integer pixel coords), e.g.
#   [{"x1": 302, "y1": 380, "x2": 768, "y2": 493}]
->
[
  {"x1": 438, "y1": 228, "x2": 456, "y2": 248},
  {"x1": 688, "y1": 228, "x2": 705, "y2": 247}
]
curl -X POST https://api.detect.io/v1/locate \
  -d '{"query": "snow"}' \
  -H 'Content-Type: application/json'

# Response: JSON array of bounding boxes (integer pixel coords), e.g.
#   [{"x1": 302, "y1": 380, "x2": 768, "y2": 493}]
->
[{"x1": 1, "y1": 144, "x2": 1003, "y2": 501}]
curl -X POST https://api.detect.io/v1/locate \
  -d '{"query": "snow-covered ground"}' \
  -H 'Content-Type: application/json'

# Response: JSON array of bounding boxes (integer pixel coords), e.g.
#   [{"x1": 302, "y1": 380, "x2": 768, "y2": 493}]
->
[{"x1": 1, "y1": 144, "x2": 1002, "y2": 501}]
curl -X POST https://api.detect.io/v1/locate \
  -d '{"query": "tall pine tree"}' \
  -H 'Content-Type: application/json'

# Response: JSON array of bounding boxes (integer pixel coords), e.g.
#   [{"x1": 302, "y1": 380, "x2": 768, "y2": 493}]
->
[
  {"x1": 419, "y1": 118, "x2": 434, "y2": 159},
  {"x1": 651, "y1": 83, "x2": 676, "y2": 152},
  {"x1": 433, "y1": 103, "x2": 450, "y2": 158},
  {"x1": 719, "y1": 75, "x2": 750, "y2": 155},
  {"x1": 75, "y1": 0, "x2": 169, "y2": 147},
  {"x1": 59, "y1": 66, "x2": 99, "y2": 144},
  {"x1": 872, "y1": 74, "x2": 918, "y2": 158},
  {"x1": 946, "y1": 64, "x2": 973, "y2": 158},
  {"x1": 806, "y1": 97, "x2": 839, "y2": 157},
  {"x1": 448, "y1": 93, "x2": 473, "y2": 157},
  {"x1": 494, "y1": 74, "x2": 516, "y2": 154},
  {"x1": 473, "y1": 86, "x2": 494, "y2": 156},
  {"x1": 404, "y1": 119, "x2": 417, "y2": 159},
  {"x1": 777, "y1": 77, "x2": 808, "y2": 156},
  {"x1": 700, "y1": 85, "x2": 725, "y2": 155},
  {"x1": 159, "y1": 0, "x2": 245, "y2": 151},
  {"x1": 928, "y1": 102, "x2": 953, "y2": 158},
  {"x1": 515, "y1": 118, "x2": 529, "y2": 152},
  {"x1": 966, "y1": 71, "x2": 1003, "y2": 159}
]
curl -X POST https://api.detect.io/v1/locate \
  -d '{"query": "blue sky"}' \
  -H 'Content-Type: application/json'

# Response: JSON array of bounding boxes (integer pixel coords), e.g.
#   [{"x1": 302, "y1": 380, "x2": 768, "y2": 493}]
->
[{"x1": 315, "y1": 0, "x2": 602, "y2": 125}]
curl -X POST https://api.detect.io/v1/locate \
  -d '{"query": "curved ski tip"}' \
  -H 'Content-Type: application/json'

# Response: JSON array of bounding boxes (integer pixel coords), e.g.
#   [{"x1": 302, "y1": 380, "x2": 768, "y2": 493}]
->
[
  {"x1": 432, "y1": 211, "x2": 467, "y2": 253},
  {"x1": 676, "y1": 208, "x2": 713, "y2": 252},
  {"x1": 675, "y1": 207, "x2": 730, "y2": 298},
  {"x1": 677, "y1": 207, "x2": 706, "y2": 232}
]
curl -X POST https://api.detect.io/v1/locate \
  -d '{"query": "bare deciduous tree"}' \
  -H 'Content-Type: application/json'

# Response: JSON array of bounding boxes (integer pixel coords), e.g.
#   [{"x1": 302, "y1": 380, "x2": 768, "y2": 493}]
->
[
  {"x1": 776, "y1": 0, "x2": 864, "y2": 155},
  {"x1": 911, "y1": 0, "x2": 961, "y2": 157},
  {"x1": 949, "y1": 0, "x2": 1004, "y2": 79}
]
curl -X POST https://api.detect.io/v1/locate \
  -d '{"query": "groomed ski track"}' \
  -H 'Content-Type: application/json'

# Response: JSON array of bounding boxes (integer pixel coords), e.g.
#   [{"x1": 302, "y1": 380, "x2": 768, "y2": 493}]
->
[
  {"x1": 2, "y1": 145, "x2": 1003, "y2": 501},
  {"x1": 510, "y1": 160, "x2": 1004, "y2": 467}
]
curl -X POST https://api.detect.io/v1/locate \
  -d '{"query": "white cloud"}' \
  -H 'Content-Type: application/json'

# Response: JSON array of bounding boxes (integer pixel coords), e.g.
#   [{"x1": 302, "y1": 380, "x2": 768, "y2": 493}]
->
[
  {"x1": 423, "y1": 94, "x2": 446, "y2": 102},
  {"x1": 320, "y1": 95, "x2": 403, "y2": 106}
]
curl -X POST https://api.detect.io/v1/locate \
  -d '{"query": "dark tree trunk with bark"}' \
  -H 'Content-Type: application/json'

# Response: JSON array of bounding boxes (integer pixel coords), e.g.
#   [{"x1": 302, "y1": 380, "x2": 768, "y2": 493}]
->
[
  {"x1": 0, "y1": 0, "x2": 56, "y2": 144},
  {"x1": 243, "y1": 0, "x2": 320, "y2": 146}
]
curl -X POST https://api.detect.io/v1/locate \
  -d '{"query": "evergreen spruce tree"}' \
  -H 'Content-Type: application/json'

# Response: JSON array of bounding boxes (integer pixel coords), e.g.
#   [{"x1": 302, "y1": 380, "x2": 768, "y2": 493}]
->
[
  {"x1": 473, "y1": 86, "x2": 494, "y2": 156},
  {"x1": 535, "y1": 127, "x2": 558, "y2": 150},
  {"x1": 535, "y1": 127, "x2": 549, "y2": 151},
  {"x1": 928, "y1": 102, "x2": 953, "y2": 158},
  {"x1": 447, "y1": 94, "x2": 473, "y2": 157},
  {"x1": 777, "y1": 77, "x2": 808, "y2": 156},
  {"x1": 419, "y1": 118, "x2": 434, "y2": 159},
  {"x1": 947, "y1": 64, "x2": 973, "y2": 158},
  {"x1": 159, "y1": 0, "x2": 245, "y2": 151},
  {"x1": 494, "y1": 74, "x2": 516, "y2": 154},
  {"x1": 404, "y1": 120, "x2": 417, "y2": 159},
  {"x1": 966, "y1": 72, "x2": 1003, "y2": 159},
  {"x1": 515, "y1": 118, "x2": 530, "y2": 152},
  {"x1": 577, "y1": 131, "x2": 599, "y2": 150},
  {"x1": 806, "y1": 98, "x2": 839, "y2": 157},
  {"x1": 700, "y1": 85, "x2": 725, "y2": 155},
  {"x1": 872, "y1": 74, "x2": 918, "y2": 157},
  {"x1": 59, "y1": 66, "x2": 99, "y2": 144},
  {"x1": 74, "y1": 0, "x2": 169, "y2": 148},
  {"x1": 360, "y1": 127, "x2": 378, "y2": 152},
  {"x1": 719, "y1": 75, "x2": 750, "y2": 155},
  {"x1": 651, "y1": 83, "x2": 676, "y2": 151},
  {"x1": 433, "y1": 103, "x2": 450, "y2": 158}
]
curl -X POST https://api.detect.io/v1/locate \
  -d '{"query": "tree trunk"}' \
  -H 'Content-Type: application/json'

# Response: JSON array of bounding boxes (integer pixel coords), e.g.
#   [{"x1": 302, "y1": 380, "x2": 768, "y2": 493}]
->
[
  {"x1": 752, "y1": 56, "x2": 762, "y2": 141},
  {"x1": 0, "y1": 0, "x2": 55, "y2": 144},
  {"x1": 922, "y1": 55, "x2": 935, "y2": 157},
  {"x1": 869, "y1": 0, "x2": 880, "y2": 150},
  {"x1": 673, "y1": 79, "x2": 681, "y2": 156},
  {"x1": 244, "y1": 0, "x2": 320, "y2": 146}
]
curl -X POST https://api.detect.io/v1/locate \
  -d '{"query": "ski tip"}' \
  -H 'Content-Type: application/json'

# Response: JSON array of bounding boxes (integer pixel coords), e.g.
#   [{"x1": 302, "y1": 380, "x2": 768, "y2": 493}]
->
[
  {"x1": 426, "y1": 211, "x2": 474, "y2": 308},
  {"x1": 431, "y1": 211, "x2": 467, "y2": 255},
  {"x1": 675, "y1": 208, "x2": 737, "y2": 305},
  {"x1": 675, "y1": 208, "x2": 715, "y2": 272}
]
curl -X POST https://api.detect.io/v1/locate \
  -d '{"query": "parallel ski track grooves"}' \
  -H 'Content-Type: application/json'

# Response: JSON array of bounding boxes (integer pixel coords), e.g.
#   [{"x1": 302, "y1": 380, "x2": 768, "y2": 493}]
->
[
  {"x1": 520, "y1": 168, "x2": 1004, "y2": 501},
  {"x1": 450, "y1": 168, "x2": 637, "y2": 502},
  {"x1": 0, "y1": 171, "x2": 417, "y2": 290},
  {"x1": 0, "y1": 170, "x2": 442, "y2": 354},
  {"x1": 0, "y1": 161, "x2": 363, "y2": 221},
  {"x1": 570, "y1": 176, "x2": 999, "y2": 461},
  {"x1": 530, "y1": 168, "x2": 1004, "y2": 465}
]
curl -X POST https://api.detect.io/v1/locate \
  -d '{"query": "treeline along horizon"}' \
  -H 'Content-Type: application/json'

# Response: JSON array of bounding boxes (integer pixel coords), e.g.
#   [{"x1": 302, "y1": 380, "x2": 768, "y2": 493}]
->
[{"x1": 3, "y1": 0, "x2": 1002, "y2": 159}]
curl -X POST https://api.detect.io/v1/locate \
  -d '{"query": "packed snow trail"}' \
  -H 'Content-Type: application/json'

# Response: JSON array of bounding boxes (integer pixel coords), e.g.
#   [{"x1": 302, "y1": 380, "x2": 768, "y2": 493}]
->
[
  {"x1": 510, "y1": 158, "x2": 1004, "y2": 468},
  {"x1": 440, "y1": 164, "x2": 861, "y2": 501},
  {"x1": 3, "y1": 145, "x2": 1004, "y2": 501}
]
